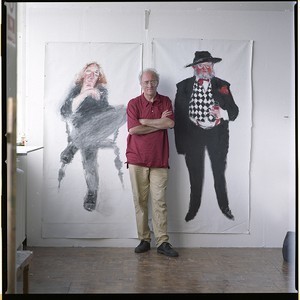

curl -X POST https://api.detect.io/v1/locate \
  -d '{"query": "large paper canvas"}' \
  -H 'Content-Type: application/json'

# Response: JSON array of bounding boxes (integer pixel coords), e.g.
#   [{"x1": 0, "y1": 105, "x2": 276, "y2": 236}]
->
[
  {"x1": 42, "y1": 42, "x2": 142, "y2": 238},
  {"x1": 153, "y1": 38, "x2": 252, "y2": 233}
]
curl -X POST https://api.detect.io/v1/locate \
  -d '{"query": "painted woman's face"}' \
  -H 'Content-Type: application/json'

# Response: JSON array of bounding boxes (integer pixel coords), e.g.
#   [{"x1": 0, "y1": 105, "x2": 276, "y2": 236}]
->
[{"x1": 83, "y1": 64, "x2": 101, "y2": 88}]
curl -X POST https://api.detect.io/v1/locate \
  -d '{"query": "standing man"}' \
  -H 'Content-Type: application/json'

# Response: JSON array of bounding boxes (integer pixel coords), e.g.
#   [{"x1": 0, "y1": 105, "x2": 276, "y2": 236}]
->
[
  {"x1": 126, "y1": 68, "x2": 178, "y2": 257},
  {"x1": 174, "y1": 51, "x2": 239, "y2": 222}
]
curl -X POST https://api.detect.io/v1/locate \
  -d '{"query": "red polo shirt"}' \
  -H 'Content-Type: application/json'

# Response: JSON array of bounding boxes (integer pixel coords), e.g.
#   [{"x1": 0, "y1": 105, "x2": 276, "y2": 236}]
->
[{"x1": 126, "y1": 93, "x2": 174, "y2": 168}]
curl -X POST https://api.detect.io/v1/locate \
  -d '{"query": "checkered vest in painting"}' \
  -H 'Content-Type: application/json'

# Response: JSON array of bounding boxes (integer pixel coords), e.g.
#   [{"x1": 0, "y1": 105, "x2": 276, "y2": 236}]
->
[{"x1": 189, "y1": 81, "x2": 218, "y2": 129}]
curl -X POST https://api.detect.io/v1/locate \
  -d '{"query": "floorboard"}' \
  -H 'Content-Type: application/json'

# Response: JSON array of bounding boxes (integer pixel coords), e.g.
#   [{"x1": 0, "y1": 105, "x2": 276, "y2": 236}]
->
[{"x1": 15, "y1": 247, "x2": 298, "y2": 295}]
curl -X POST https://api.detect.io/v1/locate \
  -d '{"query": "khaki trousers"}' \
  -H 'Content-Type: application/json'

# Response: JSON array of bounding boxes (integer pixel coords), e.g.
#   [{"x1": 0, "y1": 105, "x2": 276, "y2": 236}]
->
[{"x1": 128, "y1": 164, "x2": 169, "y2": 247}]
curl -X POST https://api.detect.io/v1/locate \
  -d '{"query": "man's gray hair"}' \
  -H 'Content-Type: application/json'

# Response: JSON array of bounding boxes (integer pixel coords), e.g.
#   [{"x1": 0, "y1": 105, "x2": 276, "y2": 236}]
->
[{"x1": 139, "y1": 68, "x2": 160, "y2": 83}]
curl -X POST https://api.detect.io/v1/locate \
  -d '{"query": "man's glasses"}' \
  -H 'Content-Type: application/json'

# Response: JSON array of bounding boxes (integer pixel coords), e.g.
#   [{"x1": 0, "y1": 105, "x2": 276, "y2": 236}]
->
[
  {"x1": 142, "y1": 80, "x2": 158, "y2": 87},
  {"x1": 194, "y1": 64, "x2": 213, "y2": 70}
]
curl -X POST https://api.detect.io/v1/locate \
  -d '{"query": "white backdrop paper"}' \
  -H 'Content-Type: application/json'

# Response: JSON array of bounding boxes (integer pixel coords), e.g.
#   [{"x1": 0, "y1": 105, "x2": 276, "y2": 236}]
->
[
  {"x1": 153, "y1": 38, "x2": 252, "y2": 233},
  {"x1": 42, "y1": 40, "x2": 252, "y2": 238},
  {"x1": 42, "y1": 42, "x2": 142, "y2": 238}
]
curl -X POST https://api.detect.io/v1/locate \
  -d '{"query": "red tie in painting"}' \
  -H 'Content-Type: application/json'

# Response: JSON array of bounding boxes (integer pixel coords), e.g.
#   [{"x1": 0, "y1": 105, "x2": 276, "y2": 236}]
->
[{"x1": 198, "y1": 79, "x2": 209, "y2": 85}]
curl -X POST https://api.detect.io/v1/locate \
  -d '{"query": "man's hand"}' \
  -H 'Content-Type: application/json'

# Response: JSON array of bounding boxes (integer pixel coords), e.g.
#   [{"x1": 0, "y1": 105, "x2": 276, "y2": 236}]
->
[
  {"x1": 139, "y1": 119, "x2": 147, "y2": 125},
  {"x1": 139, "y1": 110, "x2": 173, "y2": 124},
  {"x1": 161, "y1": 110, "x2": 172, "y2": 118},
  {"x1": 210, "y1": 106, "x2": 221, "y2": 119}
]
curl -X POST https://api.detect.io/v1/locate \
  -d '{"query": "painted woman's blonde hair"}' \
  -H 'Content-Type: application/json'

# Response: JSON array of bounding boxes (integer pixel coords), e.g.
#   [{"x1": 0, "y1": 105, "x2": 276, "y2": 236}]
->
[{"x1": 75, "y1": 62, "x2": 107, "y2": 86}]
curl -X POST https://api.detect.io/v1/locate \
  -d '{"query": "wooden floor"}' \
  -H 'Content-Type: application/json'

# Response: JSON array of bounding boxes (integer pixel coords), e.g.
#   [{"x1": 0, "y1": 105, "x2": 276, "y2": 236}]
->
[{"x1": 15, "y1": 246, "x2": 298, "y2": 295}]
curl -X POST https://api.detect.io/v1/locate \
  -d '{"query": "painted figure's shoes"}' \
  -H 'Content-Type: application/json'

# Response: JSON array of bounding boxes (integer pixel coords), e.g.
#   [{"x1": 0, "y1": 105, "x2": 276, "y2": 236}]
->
[
  {"x1": 185, "y1": 210, "x2": 197, "y2": 222},
  {"x1": 157, "y1": 242, "x2": 179, "y2": 257},
  {"x1": 135, "y1": 240, "x2": 151, "y2": 253},
  {"x1": 222, "y1": 207, "x2": 235, "y2": 220},
  {"x1": 83, "y1": 191, "x2": 97, "y2": 212}
]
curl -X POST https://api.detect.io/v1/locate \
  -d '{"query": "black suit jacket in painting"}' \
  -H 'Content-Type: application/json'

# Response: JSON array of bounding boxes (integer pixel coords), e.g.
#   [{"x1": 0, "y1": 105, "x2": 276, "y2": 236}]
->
[{"x1": 174, "y1": 76, "x2": 239, "y2": 155}]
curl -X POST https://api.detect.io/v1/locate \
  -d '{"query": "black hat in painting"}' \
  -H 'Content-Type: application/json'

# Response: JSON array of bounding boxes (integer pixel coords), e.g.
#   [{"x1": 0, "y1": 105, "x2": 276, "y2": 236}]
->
[{"x1": 185, "y1": 51, "x2": 222, "y2": 67}]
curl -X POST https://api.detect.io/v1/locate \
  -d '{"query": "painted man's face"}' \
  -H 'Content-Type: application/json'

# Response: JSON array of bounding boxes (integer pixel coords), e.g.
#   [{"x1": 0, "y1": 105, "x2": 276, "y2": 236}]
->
[
  {"x1": 83, "y1": 64, "x2": 101, "y2": 88},
  {"x1": 193, "y1": 62, "x2": 214, "y2": 79}
]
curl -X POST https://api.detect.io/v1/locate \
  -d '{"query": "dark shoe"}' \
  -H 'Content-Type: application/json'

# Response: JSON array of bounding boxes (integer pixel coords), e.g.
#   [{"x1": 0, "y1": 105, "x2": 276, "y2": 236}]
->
[
  {"x1": 135, "y1": 240, "x2": 150, "y2": 253},
  {"x1": 222, "y1": 207, "x2": 235, "y2": 221},
  {"x1": 185, "y1": 210, "x2": 197, "y2": 222},
  {"x1": 185, "y1": 199, "x2": 200, "y2": 222},
  {"x1": 83, "y1": 191, "x2": 97, "y2": 212},
  {"x1": 157, "y1": 242, "x2": 178, "y2": 257}
]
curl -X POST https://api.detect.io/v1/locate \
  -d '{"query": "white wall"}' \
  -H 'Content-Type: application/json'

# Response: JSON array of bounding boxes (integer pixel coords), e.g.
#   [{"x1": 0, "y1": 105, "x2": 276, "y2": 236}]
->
[{"x1": 18, "y1": 1, "x2": 296, "y2": 247}]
